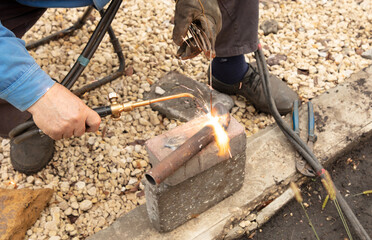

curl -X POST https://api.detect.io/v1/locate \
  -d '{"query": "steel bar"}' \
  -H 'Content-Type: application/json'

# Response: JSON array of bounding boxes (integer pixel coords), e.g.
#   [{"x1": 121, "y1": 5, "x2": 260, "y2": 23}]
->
[{"x1": 145, "y1": 103, "x2": 230, "y2": 185}]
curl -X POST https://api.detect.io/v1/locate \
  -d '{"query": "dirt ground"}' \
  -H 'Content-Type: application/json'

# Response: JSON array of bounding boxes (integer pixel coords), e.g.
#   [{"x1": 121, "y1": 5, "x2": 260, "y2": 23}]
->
[{"x1": 240, "y1": 136, "x2": 372, "y2": 240}]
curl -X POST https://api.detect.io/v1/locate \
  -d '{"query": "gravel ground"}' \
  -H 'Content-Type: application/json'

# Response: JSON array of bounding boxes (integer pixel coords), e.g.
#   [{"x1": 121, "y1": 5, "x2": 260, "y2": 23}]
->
[{"x1": 0, "y1": 0, "x2": 371, "y2": 239}]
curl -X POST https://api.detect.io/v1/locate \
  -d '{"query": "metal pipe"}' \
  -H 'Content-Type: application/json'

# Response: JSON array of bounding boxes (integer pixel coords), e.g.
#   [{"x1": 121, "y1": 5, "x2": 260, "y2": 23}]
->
[{"x1": 145, "y1": 103, "x2": 230, "y2": 185}]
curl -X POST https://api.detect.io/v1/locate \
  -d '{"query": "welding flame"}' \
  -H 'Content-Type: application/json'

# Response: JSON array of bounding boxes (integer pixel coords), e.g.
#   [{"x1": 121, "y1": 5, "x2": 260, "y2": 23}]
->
[{"x1": 205, "y1": 113, "x2": 230, "y2": 156}]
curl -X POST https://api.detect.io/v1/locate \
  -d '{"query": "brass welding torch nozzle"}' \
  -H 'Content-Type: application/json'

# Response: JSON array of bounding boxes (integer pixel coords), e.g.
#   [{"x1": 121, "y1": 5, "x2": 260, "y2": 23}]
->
[
  {"x1": 9, "y1": 92, "x2": 197, "y2": 144},
  {"x1": 95, "y1": 92, "x2": 197, "y2": 120}
]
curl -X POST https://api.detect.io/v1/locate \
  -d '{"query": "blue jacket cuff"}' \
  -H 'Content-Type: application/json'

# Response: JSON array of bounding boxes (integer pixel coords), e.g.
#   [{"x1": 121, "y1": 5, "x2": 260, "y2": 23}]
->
[{"x1": 0, "y1": 62, "x2": 55, "y2": 111}]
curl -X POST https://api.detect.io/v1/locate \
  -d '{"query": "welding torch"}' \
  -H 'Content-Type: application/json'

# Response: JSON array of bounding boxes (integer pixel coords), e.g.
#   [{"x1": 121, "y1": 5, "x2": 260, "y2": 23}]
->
[{"x1": 9, "y1": 92, "x2": 197, "y2": 144}]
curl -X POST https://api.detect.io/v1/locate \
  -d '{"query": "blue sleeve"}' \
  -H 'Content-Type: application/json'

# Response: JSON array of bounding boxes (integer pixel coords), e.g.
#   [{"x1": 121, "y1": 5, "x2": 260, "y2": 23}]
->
[
  {"x1": 16, "y1": 0, "x2": 110, "y2": 10},
  {"x1": 0, "y1": 22, "x2": 55, "y2": 111}
]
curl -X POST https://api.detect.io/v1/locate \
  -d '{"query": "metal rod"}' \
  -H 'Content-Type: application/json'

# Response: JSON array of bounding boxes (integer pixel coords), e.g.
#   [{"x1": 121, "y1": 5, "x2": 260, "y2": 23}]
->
[{"x1": 145, "y1": 103, "x2": 230, "y2": 185}]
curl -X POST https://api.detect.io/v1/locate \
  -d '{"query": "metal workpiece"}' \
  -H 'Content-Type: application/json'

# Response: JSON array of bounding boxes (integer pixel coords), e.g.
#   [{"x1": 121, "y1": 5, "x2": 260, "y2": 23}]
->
[{"x1": 145, "y1": 103, "x2": 230, "y2": 185}]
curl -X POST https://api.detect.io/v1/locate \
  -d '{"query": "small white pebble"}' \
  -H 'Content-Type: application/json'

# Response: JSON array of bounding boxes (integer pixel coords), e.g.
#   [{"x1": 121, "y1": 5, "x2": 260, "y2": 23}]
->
[
  {"x1": 65, "y1": 224, "x2": 75, "y2": 232},
  {"x1": 80, "y1": 200, "x2": 93, "y2": 211},
  {"x1": 155, "y1": 86, "x2": 165, "y2": 95}
]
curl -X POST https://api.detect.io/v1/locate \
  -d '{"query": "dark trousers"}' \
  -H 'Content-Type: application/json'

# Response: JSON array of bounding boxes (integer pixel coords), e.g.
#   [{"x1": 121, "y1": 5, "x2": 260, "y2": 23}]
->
[
  {"x1": 216, "y1": 0, "x2": 259, "y2": 57},
  {"x1": 0, "y1": 0, "x2": 46, "y2": 137}
]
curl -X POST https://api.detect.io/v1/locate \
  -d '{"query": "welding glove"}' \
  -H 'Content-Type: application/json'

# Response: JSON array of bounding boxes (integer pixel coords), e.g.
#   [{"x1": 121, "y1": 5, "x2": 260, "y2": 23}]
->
[{"x1": 173, "y1": 0, "x2": 222, "y2": 60}]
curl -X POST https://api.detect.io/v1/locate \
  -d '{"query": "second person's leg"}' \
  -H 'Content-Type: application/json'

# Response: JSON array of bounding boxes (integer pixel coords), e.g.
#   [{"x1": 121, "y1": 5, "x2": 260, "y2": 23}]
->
[{"x1": 211, "y1": 0, "x2": 298, "y2": 115}]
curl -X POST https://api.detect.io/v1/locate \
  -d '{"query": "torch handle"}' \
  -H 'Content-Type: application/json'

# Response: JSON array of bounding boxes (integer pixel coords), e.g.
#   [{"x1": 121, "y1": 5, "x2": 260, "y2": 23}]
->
[{"x1": 92, "y1": 106, "x2": 112, "y2": 118}]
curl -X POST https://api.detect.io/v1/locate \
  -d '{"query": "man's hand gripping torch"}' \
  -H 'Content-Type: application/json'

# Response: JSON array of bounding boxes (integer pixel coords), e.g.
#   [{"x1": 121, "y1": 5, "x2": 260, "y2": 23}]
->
[{"x1": 9, "y1": 93, "x2": 197, "y2": 144}]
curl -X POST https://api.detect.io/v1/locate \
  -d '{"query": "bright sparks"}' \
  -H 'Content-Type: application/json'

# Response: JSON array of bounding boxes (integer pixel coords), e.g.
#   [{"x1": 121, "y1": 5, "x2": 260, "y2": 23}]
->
[{"x1": 205, "y1": 113, "x2": 230, "y2": 156}]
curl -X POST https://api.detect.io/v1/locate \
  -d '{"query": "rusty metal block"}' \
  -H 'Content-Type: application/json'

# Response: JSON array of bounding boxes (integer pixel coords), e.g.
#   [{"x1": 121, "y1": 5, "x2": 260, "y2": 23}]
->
[{"x1": 145, "y1": 116, "x2": 246, "y2": 232}]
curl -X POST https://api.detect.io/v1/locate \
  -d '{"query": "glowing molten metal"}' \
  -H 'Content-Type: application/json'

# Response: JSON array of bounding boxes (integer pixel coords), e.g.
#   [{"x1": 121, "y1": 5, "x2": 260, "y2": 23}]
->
[{"x1": 205, "y1": 112, "x2": 230, "y2": 156}]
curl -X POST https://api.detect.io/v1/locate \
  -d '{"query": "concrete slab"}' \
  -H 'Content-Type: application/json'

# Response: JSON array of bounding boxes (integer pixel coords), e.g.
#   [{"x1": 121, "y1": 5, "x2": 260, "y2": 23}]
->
[
  {"x1": 145, "y1": 147, "x2": 246, "y2": 233},
  {"x1": 88, "y1": 65, "x2": 372, "y2": 240}
]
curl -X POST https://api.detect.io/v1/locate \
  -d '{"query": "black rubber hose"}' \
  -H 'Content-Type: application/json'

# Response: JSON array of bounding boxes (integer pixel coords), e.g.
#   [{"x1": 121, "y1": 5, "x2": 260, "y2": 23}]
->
[
  {"x1": 255, "y1": 44, "x2": 371, "y2": 240},
  {"x1": 255, "y1": 50, "x2": 323, "y2": 171},
  {"x1": 92, "y1": 106, "x2": 112, "y2": 117},
  {"x1": 9, "y1": 106, "x2": 112, "y2": 144},
  {"x1": 61, "y1": 0, "x2": 122, "y2": 89},
  {"x1": 73, "y1": 25, "x2": 125, "y2": 96},
  {"x1": 26, "y1": 7, "x2": 94, "y2": 50}
]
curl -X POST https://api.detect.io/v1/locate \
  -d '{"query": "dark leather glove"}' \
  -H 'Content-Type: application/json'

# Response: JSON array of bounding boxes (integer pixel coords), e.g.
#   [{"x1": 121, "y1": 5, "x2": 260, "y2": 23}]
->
[{"x1": 173, "y1": 0, "x2": 222, "y2": 60}]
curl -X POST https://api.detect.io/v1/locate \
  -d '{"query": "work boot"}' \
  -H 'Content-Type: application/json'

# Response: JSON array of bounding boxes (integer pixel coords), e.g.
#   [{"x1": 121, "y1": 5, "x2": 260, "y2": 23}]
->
[
  {"x1": 209, "y1": 62, "x2": 299, "y2": 115},
  {"x1": 10, "y1": 127, "x2": 54, "y2": 175}
]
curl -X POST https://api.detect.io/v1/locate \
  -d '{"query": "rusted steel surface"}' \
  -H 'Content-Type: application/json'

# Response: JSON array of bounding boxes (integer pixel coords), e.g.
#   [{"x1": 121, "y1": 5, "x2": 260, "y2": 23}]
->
[{"x1": 145, "y1": 103, "x2": 230, "y2": 185}]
